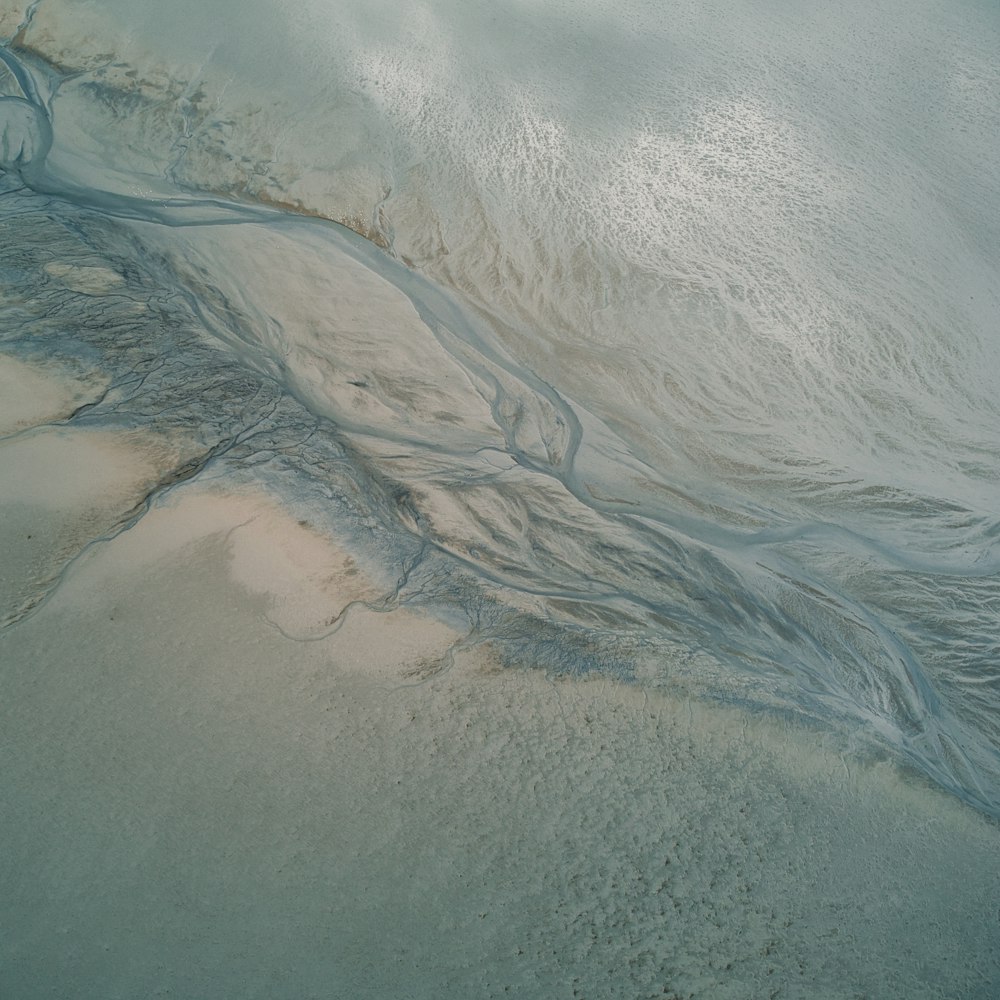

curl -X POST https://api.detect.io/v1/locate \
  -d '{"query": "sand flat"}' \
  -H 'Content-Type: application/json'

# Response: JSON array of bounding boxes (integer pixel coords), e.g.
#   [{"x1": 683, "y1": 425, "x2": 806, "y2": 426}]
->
[
  {"x1": 0, "y1": 422, "x2": 190, "y2": 624},
  {"x1": 0, "y1": 354, "x2": 106, "y2": 437},
  {"x1": 2, "y1": 458, "x2": 998, "y2": 999}
]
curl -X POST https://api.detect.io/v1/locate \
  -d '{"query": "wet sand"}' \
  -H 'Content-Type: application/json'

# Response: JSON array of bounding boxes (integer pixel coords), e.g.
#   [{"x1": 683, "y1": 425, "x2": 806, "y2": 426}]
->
[{"x1": 2, "y1": 356, "x2": 998, "y2": 1000}]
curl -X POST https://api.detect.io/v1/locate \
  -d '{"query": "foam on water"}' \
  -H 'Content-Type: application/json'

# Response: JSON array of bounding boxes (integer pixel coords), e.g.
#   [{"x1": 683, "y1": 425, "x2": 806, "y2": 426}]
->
[{"x1": 1, "y1": 0, "x2": 998, "y2": 812}]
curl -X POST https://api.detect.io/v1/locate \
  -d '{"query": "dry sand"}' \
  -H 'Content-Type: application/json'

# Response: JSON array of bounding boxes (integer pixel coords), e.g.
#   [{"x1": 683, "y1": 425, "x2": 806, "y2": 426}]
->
[
  {"x1": 1, "y1": 357, "x2": 998, "y2": 999},
  {"x1": 0, "y1": 354, "x2": 106, "y2": 437}
]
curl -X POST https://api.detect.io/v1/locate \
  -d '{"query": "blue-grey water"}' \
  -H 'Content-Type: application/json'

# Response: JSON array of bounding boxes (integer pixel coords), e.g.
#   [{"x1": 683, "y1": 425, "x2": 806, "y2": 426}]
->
[{"x1": 2, "y1": 0, "x2": 999, "y2": 814}]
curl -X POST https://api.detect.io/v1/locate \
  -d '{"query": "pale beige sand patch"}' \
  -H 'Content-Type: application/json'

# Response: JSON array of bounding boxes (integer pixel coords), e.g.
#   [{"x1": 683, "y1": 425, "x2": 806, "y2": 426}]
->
[
  {"x1": 0, "y1": 426, "x2": 166, "y2": 508},
  {"x1": 73, "y1": 484, "x2": 418, "y2": 648},
  {"x1": 0, "y1": 353, "x2": 106, "y2": 436},
  {"x1": 0, "y1": 424, "x2": 186, "y2": 624},
  {"x1": 43, "y1": 261, "x2": 125, "y2": 295}
]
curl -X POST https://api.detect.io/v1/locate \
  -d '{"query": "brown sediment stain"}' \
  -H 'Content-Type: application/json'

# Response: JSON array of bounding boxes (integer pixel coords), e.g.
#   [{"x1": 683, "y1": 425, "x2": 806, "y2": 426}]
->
[
  {"x1": 11, "y1": 40, "x2": 114, "y2": 76},
  {"x1": 223, "y1": 188, "x2": 393, "y2": 251}
]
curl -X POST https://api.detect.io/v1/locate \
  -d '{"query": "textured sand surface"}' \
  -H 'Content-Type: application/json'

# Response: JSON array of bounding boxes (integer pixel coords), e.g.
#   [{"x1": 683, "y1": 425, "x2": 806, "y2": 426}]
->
[
  {"x1": 0, "y1": 354, "x2": 105, "y2": 436},
  {"x1": 1, "y1": 359, "x2": 998, "y2": 999}
]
